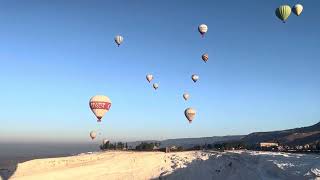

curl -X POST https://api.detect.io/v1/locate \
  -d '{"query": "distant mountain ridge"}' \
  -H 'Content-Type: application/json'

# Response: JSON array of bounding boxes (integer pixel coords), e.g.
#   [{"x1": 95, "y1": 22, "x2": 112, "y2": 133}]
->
[
  {"x1": 241, "y1": 122, "x2": 320, "y2": 145},
  {"x1": 126, "y1": 122, "x2": 320, "y2": 148}
]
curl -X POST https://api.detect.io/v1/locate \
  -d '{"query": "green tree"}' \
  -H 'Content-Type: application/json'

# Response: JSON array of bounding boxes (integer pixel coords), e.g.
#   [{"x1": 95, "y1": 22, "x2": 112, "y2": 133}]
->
[
  {"x1": 117, "y1": 142, "x2": 124, "y2": 150},
  {"x1": 177, "y1": 146, "x2": 184, "y2": 151},
  {"x1": 135, "y1": 142, "x2": 157, "y2": 151}
]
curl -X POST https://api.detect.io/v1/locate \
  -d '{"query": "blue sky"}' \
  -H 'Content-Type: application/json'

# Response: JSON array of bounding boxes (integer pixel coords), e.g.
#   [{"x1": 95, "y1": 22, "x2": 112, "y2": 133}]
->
[{"x1": 0, "y1": 0, "x2": 319, "y2": 143}]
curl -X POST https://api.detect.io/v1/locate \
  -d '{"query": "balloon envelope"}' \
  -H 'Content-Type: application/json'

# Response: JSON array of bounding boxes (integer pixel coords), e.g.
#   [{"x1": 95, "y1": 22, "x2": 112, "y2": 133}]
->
[
  {"x1": 275, "y1": 5, "x2": 291, "y2": 22},
  {"x1": 292, "y1": 4, "x2": 303, "y2": 16},
  {"x1": 184, "y1": 108, "x2": 196, "y2": 123},
  {"x1": 183, "y1": 93, "x2": 190, "y2": 101},
  {"x1": 115, "y1": 35, "x2": 123, "y2": 46},
  {"x1": 191, "y1": 74, "x2": 199, "y2": 82},
  {"x1": 103, "y1": 139, "x2": 109, "y2": 145},
  {"x1": 89, "y1": 95, "x2": 112, "y2": 122},
  {"x1": 90, "y1": 131, "x2": 97, "y2": 140},
  {"x1": 146, "y1": 74, "x2": 153, "y2": 83},
  {"x1": 153, "y1": 83, "x2": 159, "y2": 90},
  {"x1": 198, "y1": 24, "x2": 208, "y2": 36},
  {"x1": 202, "y1": 53, "x2": 209, "y2": 63}
]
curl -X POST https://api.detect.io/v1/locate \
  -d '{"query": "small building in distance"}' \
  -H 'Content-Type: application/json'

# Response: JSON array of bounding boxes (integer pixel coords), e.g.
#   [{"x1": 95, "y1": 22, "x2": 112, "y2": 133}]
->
[
  {"x1": 170, "y1": 146, "x2": 177, "y2": 151},
  {"x1": 260, "y1": 142, "x2": 279, "y2": 148},
  {"x1": 162, "y1": 146, "x2": 179, "y2": 153},
  {"x1": 153, "y1": 145, "x2": 160, "y2": 150},
  {"x1": 259, "y1": 142, "x2": 279, "y2": 151}
]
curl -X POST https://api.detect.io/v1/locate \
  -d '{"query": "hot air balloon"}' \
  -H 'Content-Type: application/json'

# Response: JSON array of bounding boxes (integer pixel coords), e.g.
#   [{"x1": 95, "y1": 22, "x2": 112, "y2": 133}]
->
[
  {"x1": 191, "y1": 74, "x2": 199, "y2": 83},
  {"x1": 184, "y1": 108, "x2": 196, "y2": 123},
  {"x1": 146, "y1": 74, "x2": 153, "y2": 83},
  {"x1": 153, "y1": 83, "x2": 159, "y2": 90},
  {"x1": 202, "y1": 53, "x2": 208, "y2": 63},
  {"x1": 115, "y1": 35, "x2": 123, "y2": 47},
  {"x1": 183, "y1": 93, "x2": 190, "y2": 101},
  {"x1": 198, "y1": 24, "x2": 208, "y2": 37},
  {"x1": 275, "y1": 5, "x2": 291, "y2": 23},
  {"x1": 90, "y1": 131, "x2": 97, "y2": 140},
  {"x1": 89, "y1": 95, "x2": 112, "y2": 122},
  {"x1": 103, "y1": 139, "x2": 109, "y2": 145},
  {"x1": 292, "y1": 4, "x2": 303, "y2": 16}
]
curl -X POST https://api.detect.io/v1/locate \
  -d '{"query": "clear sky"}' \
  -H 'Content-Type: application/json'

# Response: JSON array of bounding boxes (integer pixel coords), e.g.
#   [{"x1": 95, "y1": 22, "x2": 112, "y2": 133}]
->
[{"x1": 0, "y1": 0, "x2": 319, "y2": 143}]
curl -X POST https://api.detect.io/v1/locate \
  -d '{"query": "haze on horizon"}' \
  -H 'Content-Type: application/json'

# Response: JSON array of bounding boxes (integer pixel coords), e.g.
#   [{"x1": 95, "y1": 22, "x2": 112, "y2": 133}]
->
[{"x1": 0, "y1": 0, "x2": 319, "y2": 143}]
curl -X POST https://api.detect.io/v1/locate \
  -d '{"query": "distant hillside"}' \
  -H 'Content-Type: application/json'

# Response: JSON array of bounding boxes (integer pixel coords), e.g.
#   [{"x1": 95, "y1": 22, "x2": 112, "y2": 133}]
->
[
  {"x1": 126, "y1": 122, "x2": 320, "y2": 149},
  {"x1": 242, "y1": 122, "x2": 320, "y2": 145},
  {"x1": 127, "y1": 135, "x2": 244, "y2": 149},
  {"x1": 159, "y1": 136, "x2": 244, "y2": 148}
]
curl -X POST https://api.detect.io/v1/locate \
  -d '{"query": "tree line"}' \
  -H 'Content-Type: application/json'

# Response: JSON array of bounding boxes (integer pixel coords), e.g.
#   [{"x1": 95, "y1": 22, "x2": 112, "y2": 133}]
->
[
  {"x1": 100, "y1": 140, "x2": 320, "y2": 153},
  {"x1": 100, "y1": 142, "x2": 128, "y2": 150}
]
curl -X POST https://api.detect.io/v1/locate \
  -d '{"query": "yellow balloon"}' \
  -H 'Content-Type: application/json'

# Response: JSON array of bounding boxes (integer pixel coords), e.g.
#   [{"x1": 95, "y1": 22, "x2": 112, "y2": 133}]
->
[
  {"x1": 292, "y1": 4, "x2": 303, "y2": 16},
  {"x1": 275, "y1": 5, "x2": 291, "y2": 23}
]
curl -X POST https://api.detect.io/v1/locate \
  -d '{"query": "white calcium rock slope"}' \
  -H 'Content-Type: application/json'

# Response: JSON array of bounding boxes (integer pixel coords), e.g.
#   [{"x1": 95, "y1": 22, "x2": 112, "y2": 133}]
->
[{"x1": 8, "y1": 150, "x2": 320, "y2": 180}]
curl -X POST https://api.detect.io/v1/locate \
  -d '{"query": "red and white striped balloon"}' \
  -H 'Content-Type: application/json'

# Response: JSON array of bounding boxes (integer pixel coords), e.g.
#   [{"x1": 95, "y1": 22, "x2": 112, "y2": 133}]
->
[{"x1": 89, "y1": 95, "x2": 112, "y2": 122}]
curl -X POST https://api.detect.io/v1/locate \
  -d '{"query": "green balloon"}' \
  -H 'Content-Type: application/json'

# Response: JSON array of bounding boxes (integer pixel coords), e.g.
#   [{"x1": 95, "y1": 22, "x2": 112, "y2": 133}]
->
[{"x1": 275, "y1": 5, "x2": 291, "y2": 23}]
